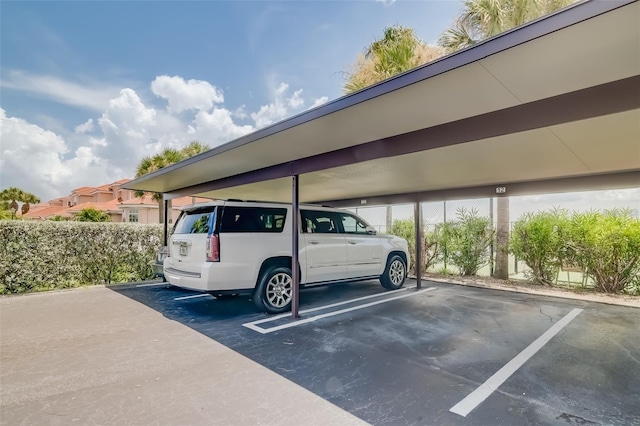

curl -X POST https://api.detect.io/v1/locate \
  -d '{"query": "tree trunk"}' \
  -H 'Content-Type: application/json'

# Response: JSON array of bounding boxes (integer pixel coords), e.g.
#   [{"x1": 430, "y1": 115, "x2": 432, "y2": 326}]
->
[
  {"x1": 386, "y1": 205, "x2": 392, "y2": 233},
  {"x1": 493, "y1": 196, "x2": 510, "y2": 280}
]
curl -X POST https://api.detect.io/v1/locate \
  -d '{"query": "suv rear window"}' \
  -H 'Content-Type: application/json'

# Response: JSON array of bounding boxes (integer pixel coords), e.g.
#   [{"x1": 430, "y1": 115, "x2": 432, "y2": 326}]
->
[
  {"x1": 220, "y1": 206, "x2": 287, "y2": 233},
  {"x1": 173, "y1": 207, "x2": 216, "y2": 234}
]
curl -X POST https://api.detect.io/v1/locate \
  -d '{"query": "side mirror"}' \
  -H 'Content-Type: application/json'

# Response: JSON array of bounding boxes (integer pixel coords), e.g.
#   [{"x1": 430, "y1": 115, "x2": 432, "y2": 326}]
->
[{"x1": 365, "y1": 226, "x2": 377, "y2": 235}]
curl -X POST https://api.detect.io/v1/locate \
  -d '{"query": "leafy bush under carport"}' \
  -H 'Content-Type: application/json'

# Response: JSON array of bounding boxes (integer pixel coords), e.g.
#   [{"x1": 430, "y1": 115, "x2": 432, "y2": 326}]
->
[
  {"x1": 510, "y1": 209, "x2": 640, "y2": 294},
  {"x1": 0, "y1": 221, "x2": 162, "y2": 294}
]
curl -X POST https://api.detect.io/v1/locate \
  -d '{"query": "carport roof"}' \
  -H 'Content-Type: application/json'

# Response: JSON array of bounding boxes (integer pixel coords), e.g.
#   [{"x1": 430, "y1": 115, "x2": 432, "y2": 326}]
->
[{"x1": 125, "y1": 0, "x2": 640, "y2": 205}]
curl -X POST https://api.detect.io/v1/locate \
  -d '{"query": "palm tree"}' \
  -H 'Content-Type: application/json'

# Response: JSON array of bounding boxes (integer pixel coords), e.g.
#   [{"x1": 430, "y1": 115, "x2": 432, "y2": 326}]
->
[
  {"x1": 134, "y1": 142, "x2": 210, "y2": 223},
  {"x1": 76, "y1": 207, "x2": 111, "y2": 222},
  {"x1": 0, "y1": 187, "x2": 40, "y2": 218},
  {"x1": 439, "y1": 0, "x2": 576, "y2": 51},
  {"x1": 344, "y1": 25, "x2": 445, "y2": 94},
  {"x1": 21, "y1": 193, "x2": 41, "y2": 215},
  {"x1": 438, "y1": 0, "x2": 575, "y2": 279},
  {"x1": 181, "y1": 141, "x2": 210, "y2": 158}
]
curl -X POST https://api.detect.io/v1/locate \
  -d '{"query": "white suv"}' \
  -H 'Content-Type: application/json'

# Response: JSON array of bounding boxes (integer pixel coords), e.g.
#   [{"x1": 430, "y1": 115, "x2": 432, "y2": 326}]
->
[{"x1": 164, "y1": 200, "x2": 409, "y2": 313}]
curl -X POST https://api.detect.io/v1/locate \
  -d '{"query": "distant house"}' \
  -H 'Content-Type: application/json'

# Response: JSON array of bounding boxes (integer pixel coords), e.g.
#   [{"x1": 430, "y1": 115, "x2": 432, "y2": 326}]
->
[{"x1": 24, "y1": 179, "x2": 210, "y2": 223}]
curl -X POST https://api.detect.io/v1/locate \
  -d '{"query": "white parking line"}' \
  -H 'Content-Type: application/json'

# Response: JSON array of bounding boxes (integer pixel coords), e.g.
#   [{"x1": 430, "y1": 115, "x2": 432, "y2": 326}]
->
[
  {"x1": 174, "y1": 294, "x2": 212, "y2": 301},
  {"x1": 135, "y1": 282, "x2": 168, "y2": 288},
  {"x1": 248, "y1": 285, "x2": 418, "y2": 327},
  {"x1": 450, "y1": 308, "x2": 583, "y2": 417},
  {"x1": 243, "y1": 287, "x2": 437, "y2": 334}
]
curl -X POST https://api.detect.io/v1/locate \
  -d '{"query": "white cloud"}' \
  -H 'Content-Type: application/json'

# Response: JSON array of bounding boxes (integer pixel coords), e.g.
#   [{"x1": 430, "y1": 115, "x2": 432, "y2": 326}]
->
[
  {"x1": 193, "y1": 108, "x2": 254, "y2": 145},
  {"x1": 0, "y1": 70, "x2": 122, "y2": 111},
  {"x1": 74, "y1": 118, "x2": 94, "y2": 133},
  {"x1": 310, "y1": 96, "x2": 329, "y2": 109},
  {"x1": 288, "y1": 89, "x2": 304, "y2": 109},
  {"x1": 1, "y1": 75, "x2": 327, "y2": 201},
  {"x1": 151, "y1": 75, "x2": 224, "y2": 113},
  {"x1": 250, "y1": 82, "x2": 308, "y2": 128},
  {"x1": 376, "y1": 0, "x2": 397, "y2": 5},
  {"x1": 0, "y1": 108, "x2": 114, "y2": 199}
]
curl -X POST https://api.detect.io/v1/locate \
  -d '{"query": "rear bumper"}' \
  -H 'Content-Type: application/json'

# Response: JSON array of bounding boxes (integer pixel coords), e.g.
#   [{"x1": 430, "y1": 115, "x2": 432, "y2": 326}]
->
[{"x1": 163, "y1": 259, "x2": 254, "y2": 292}]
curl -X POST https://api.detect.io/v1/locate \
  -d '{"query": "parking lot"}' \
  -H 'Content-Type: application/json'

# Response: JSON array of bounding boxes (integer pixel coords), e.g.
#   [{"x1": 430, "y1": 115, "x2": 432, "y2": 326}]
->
[{"x1": 2, "y1": 280, "x2": 639, "y2": 425}]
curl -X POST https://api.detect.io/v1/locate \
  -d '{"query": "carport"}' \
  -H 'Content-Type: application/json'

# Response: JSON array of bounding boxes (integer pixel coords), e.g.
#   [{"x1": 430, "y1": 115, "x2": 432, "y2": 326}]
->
[{"x1": 125, "y1": 0, "x2": 640, "y2": 319}]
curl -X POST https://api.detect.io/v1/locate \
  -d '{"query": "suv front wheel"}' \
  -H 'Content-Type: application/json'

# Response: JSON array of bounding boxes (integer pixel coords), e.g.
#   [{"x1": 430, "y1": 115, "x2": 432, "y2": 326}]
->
[
  {"x1": 254, "y1": 266, "x2": 293, "y2": 314},
  {"x1": 380, "y1": 254, "x2": 407, "y2": 290}
]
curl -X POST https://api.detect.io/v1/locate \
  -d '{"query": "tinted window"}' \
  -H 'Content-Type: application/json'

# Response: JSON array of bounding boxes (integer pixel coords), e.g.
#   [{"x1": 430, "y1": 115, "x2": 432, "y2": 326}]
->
[
  {"x1": 301, "y1": 210, "x2": 340, "y2": 234},
  {"x1": 173, "y1": 207, "x2": 216, "y2": 234},
  {"x1": 339, "y1": 213, "x2": 370, "y2": 234},
  {"x1": 220, "y1": 206, "x2": 287, "y2": 233}
]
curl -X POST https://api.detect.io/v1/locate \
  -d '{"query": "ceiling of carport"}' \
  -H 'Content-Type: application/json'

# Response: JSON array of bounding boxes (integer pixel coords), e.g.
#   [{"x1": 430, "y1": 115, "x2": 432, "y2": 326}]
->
[{"x1": 124, "y1": 0, "x2": 640, "y2": 204}]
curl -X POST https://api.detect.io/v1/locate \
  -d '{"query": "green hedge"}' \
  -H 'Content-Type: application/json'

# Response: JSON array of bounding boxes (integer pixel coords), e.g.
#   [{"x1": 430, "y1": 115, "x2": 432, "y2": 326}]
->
[
  {"x1": 0, "y1": 221, "x2": 163, "y2": 294},
  {"x1": 510, "y1": 209, "x2": 640, "y2": 294}
]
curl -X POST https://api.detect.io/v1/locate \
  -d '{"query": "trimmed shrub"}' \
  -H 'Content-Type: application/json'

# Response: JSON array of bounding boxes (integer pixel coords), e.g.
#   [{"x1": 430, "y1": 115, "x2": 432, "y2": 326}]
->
[
  {"x1": 564, "y1": 209, "x2": 640, "y2": 294},
  {"x1": 388, "y1": 218, "x2": 443, "y2": 274},
  {"x1": 510, "y1": 209, "x2": 569, "y2": 286},
  {"x1": 440, "y1": 208, "x2": 493, "y2": 276},
  {"x1": 0, "y1": 221, "x2": 162, "y2": 294}
]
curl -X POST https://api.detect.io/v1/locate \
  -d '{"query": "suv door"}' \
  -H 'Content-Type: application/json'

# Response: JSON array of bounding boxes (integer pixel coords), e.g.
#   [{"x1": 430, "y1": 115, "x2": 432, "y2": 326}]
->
[
  {"x1": 301, "y1": 210, "x2": 347, "y2": 283},
  {"x1": 338, "y1": 212, "x2": 383, "y2": 279}
]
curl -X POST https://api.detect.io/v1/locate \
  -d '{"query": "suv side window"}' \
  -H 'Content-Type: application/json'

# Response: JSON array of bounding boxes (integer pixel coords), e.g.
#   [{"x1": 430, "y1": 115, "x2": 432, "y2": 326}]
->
[
  {"x1": 220, "y1": 206, "x2": 287, "y2": 233},
  {"x1": 301, "y1": 210, "x2": 341, "y2": 234},
  {"x1": 339, "y1": 213, "x2": 370, "y2": 234},
  {"x1": 173, "y1": 207, "x2": 216, "y2": 234}
]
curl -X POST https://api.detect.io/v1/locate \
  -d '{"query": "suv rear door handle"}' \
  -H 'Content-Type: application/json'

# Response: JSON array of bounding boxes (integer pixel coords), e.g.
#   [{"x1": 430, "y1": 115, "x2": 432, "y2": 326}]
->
[
  {"x1": 308, "y1": 240, "x2": 320, "y2": 245},
  {"x1": 348, "y1": 240, "x2": 358, "y2": 245}
]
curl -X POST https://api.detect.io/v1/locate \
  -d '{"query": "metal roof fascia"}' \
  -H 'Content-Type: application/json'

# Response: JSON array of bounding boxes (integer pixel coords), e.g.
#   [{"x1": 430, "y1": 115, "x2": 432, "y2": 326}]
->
[{"x1": 163, "y1": 75, "x2": 640, "y2": 199}]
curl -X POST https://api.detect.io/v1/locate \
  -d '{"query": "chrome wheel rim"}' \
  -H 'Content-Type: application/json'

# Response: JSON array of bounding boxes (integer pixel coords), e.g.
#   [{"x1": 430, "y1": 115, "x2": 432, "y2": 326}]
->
[
  {"x1": 389, "y1": 260, "x2": 405, "y2": 286},
  {"x1": 266, "y1": 272, "x2": 292, "y2": 308}
]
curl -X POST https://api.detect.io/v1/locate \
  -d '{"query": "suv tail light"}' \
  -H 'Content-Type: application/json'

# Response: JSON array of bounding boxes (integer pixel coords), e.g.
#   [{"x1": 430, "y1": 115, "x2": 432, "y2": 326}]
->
[{"x1": 206, "y1": 234, "x2": 220, "y2": 262}]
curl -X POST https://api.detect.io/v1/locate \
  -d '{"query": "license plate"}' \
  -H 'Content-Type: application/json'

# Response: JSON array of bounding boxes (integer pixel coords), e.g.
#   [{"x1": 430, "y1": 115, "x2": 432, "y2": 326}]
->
[{"x1": 179, "y1": 245, "x2": 188, "y2": 256}]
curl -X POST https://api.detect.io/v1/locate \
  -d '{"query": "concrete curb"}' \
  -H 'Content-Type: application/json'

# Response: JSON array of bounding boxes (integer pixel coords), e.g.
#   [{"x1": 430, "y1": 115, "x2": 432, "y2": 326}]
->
[{"x1": 417, "y1": 275, "x2": 640, "y2": 308}]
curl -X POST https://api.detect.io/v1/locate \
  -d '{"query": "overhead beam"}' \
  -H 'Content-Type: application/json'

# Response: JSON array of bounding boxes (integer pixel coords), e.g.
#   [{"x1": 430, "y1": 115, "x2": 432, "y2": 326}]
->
[
  {"x1": 318, "y1": 170, "x2": 640, "y2": 208},
  {"x1": 165, "y1": 76, "x2": 640, "y2": 200}
]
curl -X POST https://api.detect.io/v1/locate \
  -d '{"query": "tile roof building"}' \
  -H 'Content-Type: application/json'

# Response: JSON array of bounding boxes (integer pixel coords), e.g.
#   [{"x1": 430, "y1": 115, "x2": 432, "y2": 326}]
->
[{"x1": 24, "y1": 179, "x2": 210, "y2": 224}]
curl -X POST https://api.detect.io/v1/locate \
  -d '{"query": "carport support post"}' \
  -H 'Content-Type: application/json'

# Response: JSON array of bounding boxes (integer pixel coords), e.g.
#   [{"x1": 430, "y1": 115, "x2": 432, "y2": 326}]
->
[
  {"x1": 414, "y1": 202, "x2": 423, "y2": 289},
  {"x1": 291, "y1": 174, "x2": 300, "y2": 319},
  {"x1": 163, "y1": 198, "x2": 169, "y2": 246}
]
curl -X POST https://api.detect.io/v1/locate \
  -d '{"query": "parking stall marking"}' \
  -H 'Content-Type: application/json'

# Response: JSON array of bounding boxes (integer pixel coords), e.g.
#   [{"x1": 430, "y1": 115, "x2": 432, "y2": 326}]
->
[
  {"x1": 450, "y1": 308, "x2": 583, "y2": 418},
  {"x1": 174, "y1": 294, "x2": 212, "y2": 301},
  {"x1": 243, "y1": 287, "x2": 437, "y2": 334},
  {"x1": 135, "y1": 282, "x2": 169, "y2": 288}
]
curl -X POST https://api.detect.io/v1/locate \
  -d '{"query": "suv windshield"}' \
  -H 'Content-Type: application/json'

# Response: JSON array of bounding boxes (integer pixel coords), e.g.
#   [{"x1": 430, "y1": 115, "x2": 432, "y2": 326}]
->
[{"x1": 173, "y1": 206, "x2": 216, "y2": 234}]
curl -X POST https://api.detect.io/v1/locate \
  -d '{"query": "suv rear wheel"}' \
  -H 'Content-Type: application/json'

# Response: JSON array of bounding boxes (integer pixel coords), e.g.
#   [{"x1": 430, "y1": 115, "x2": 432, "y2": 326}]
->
[
  {"x1": 254, "y1": 266, "x2": 293, "y2": 313},
  {"x1": 380, "y1": 254, "x2": 407, "y2": 290}
]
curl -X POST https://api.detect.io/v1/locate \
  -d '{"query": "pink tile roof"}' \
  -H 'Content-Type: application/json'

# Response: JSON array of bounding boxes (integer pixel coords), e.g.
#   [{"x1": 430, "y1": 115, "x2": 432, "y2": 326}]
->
[
  {"x1": 24, "y1": 205, "x2": 67, "y2": 219},
  {"x1": 61, "y1": 199, "x2": 123, "y2": 217}
]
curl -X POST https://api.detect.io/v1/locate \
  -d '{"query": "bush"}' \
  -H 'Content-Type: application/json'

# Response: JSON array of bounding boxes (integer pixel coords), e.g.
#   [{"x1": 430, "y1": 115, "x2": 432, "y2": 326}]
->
[
  {"x1": 0, "y1": 221, "x2": 163, "y2": 294},
  {"x1": 440, "y1": 208, "x2": 493, "y2": 276},
  {"x1": 564, "y1": 209, "x2": 640, "y2": 294},
  {"x1": 388, "y1": 218, "x2": 442, "y2": 275},
  {"x1": 510, "y1": 209, "x2": 569, "y2": 286}
]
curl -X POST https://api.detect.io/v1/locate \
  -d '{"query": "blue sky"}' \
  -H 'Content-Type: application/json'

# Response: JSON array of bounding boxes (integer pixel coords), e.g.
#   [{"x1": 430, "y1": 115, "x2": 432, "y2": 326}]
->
[
  {"x1": 1, "y1": 0, "x2": 464, "y2": 200},
  {"x1": 1, "y1": 0, "x2": 637, "y2": 214}
]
